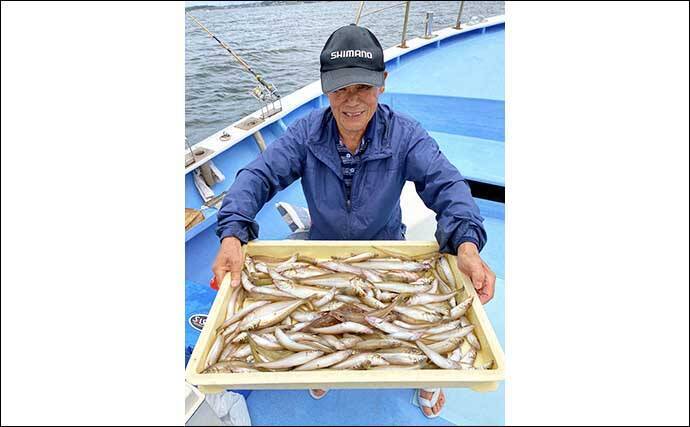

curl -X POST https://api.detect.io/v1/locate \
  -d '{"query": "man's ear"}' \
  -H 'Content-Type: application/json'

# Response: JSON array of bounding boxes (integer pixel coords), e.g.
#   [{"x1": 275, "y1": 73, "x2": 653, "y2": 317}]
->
[{"x1": 379, "y1": 71, "x2": 388, "y2": 94}]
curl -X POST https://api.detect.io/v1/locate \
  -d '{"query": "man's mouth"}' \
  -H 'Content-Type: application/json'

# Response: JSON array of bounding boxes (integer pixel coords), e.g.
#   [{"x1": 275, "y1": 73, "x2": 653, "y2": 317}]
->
[{"x1": 343, "y1": 111, "x2": 364, "y2": 118}]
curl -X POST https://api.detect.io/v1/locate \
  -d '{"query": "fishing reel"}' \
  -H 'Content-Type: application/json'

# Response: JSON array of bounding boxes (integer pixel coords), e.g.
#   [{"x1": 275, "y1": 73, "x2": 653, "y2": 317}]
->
[{"x1": 251, "y1": 77, "x2": 282, "y2": 120}]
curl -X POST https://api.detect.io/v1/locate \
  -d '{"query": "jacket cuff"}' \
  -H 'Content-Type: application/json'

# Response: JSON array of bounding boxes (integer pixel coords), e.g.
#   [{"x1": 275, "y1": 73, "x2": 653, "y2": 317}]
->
[
  {"x1": 449, "y1": 224, "x2": 484, "y2": 254},
  {"x1": 217, "y1": 223, "x2": 249, "y2": 245}
]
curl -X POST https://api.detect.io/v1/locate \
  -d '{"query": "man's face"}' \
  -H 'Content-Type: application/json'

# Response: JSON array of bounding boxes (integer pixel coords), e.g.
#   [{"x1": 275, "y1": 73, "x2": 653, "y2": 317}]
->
[{"x1": 326, "y1": 73, "x2": 387, "y2": 135}]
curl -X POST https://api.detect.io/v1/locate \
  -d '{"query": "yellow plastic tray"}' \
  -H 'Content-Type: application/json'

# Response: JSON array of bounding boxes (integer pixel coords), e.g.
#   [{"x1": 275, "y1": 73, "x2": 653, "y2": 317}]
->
[{"x1": 185, "y1": 241, "x2": 505, "y2": 394}]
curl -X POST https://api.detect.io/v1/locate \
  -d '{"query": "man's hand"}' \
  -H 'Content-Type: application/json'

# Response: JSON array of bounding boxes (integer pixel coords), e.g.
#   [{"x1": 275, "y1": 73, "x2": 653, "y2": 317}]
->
[
  {"x1": 457, "y1": 242, "x2": 496, "y2": 304},
  {"x1": 212, "y1": 237, "x2": 244, "y2": 288}
]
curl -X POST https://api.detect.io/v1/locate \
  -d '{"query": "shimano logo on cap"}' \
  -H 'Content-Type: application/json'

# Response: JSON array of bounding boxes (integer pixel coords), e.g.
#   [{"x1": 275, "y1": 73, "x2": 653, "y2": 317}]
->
[{"x1": 330, "y1": 49, "x2": 373, "y2": 60}]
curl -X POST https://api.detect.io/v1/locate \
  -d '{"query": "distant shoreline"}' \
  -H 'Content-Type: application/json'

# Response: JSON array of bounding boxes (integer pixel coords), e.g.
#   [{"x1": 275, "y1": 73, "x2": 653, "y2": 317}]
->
[{"x1": 186, "y1": 1, "x2": 325, "y2": 12}]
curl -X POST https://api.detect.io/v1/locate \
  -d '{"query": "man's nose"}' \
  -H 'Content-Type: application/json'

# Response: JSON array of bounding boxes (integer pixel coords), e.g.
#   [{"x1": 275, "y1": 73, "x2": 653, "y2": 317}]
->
[{"x1": 343, "y1": 90, "x2": 360, "y2": 103}]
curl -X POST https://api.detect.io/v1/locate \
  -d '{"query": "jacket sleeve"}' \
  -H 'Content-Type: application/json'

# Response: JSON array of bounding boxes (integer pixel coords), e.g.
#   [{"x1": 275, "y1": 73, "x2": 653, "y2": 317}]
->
[
  {"x1": 216, "y1": 119, "x2": 308, "y2": 243},
  {"x1": 404, "y1": 122, "x2": 487, "y2": 255}
]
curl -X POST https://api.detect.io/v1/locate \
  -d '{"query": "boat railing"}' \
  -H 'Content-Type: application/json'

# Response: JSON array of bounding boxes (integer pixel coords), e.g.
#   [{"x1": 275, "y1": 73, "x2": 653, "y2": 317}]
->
[{"x1": 354, "y1": 1, "x2": 482, "y2": 49}]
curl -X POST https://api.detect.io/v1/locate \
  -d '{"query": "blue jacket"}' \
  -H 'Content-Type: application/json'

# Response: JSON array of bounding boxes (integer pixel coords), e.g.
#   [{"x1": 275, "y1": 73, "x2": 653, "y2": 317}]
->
[{"x1": 217, "y1": 104, "x2": 487, "y2": 255}]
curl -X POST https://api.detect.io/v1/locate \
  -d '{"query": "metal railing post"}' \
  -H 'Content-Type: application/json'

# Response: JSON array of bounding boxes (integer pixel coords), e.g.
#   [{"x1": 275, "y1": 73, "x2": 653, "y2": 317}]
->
[
  {"x1": 399, "y1": 1, "x2": 411, "y2": 48},
  {"x1": 454, "y1": 0, "x2": 465, "y2": 30},
  {"x1": 355, "y1": 1, "x2": 365, "y2": 25},
  {"x1": 422, "y1": 11, "x2": 435, "y2": 39}
]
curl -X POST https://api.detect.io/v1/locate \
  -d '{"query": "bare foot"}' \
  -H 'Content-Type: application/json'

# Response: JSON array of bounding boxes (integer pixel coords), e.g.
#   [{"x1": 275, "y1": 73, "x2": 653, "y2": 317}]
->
[
  {"x1": 310, "y1": 388, "x2": 327, "y2": 399},
  {"x1": 419, "y1": 389, "x2": 445, "y2": 417}
]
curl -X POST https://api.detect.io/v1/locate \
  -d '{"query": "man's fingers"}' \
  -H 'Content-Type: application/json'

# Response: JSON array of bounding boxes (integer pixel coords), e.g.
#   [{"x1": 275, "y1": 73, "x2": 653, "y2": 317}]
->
[
  {"x1": 480, "y1": 262, "x2": 496, "y2": 303},
  {"x1": 230, "y1": 267, "x2": 242, "y2": 288},
  {"x1": 478, "y1": 288, "x2": 491, "y2": 304},
  {"x1": 480, "y1": 278, "x2": 494, "y2": 304},
  {"x1": 471, "y1": 269, "x2": 485, "y2": 290}
]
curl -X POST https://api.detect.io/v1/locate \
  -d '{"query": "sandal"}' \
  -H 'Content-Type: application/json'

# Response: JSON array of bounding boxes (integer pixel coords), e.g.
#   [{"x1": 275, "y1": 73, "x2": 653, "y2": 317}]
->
[
  {"x1": 309, "y1": 389, "x2": 329, "y2": 400},
  {"x1": 416, "y1": 388, "x2": 443, "y2": 419}
]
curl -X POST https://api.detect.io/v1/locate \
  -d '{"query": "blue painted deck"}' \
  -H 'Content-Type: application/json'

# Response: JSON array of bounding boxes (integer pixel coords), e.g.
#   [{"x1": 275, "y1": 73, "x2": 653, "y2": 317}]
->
[{"x1": 185, "y1": 22, "x2": 505, "y2": 425}]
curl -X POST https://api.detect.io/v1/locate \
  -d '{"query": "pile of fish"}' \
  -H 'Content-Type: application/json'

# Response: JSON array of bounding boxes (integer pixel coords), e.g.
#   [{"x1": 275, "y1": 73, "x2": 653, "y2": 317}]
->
[{"x1": 202, "y1": 250, "x2": 493, "y2": 374}]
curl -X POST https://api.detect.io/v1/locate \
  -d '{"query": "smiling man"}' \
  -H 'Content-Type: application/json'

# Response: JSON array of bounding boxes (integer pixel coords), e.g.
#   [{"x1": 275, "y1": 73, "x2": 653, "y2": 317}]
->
[{"x1": 212, "y1": 23, "x2": 496, "y2": 418}]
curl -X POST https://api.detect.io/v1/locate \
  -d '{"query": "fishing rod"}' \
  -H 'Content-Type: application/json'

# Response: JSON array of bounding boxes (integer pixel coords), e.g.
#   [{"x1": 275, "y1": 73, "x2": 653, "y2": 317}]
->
[{"x1": 186, "y1": 12, "x2": 279, "y2": 99}]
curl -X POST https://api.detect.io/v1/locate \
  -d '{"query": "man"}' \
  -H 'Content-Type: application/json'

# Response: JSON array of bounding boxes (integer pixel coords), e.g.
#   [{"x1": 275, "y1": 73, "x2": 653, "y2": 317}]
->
[{"x1": 212, "y1": 24, "x2": 496, "y2": 419}]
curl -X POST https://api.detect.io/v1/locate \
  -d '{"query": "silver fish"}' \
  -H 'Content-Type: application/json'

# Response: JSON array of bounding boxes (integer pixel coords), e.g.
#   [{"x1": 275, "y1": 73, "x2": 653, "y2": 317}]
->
[
  {"x1": 239, "y1": 299, "x2": 309, "y2": 331},
  {"x1": 416, "y1": 305, "x2": 449, "y2": 318},
  {"x1": 352, "y1": 260, "x2": 430, "y2": 272},
  {"x1": 299, "y1": 341, "x2": 335, "y2": 353},
  {"x1": 217, "y1": 300, "x2": 271, "y2": 332},
  {"x1": 376, "y1": 347, "x2": 424, "y2": 355},
  {"x1": 204, "y1": 334, "x2": 224, "y2": 369},
  {"x1": 361, "y1": 294, "x2": 387, "y2": 309},
  {"x1": 393, "y1": 306, "x2": 442, "y2": 323},
  {"x1": 465, "y1": 333, "x2": 481, "y2": 350},
  {"x1": 289, "y1": 321, "x2": 311, "y2": 332},
  {"x1": 450, "y1": 296, "x2": 474, "y2": 319},
  {"x1": 274, "y1": 279, "x2": 331, "y2": 299},
  {"x1": 458, "y1": 316, "x2": 480, "y2": 350},
  {"x1": 354, "y1": 338, "x2": 411, "y2": 351},
  {"x1": 392, "y1": 320, "x2": 437, "y2": 330},
  {"x1": 423, "y1": 320, "x2": 462, "y2": 335},
  {"x1": 299, "y1": 273, "x2": 358, "y2": 288},
  {"x1": 361, "y1": 269, "x2": 383, "y2": 283},
  {"x1": 438, "y1": 256, "x2": 457, "y2": 288},
  {"x1": 313, "y1": 288, "x2": 338, "y2": 308},
  {"x1": 320, "y1": 334, "x2": 347, "y2": 350},
  {"x1": 317, "y1": 301, "x2": 345, "y2": 312},
  {"x1": 272, "y1": 254, "x2": 298, "y2": 272},
  {"x1": 377, "y1": 291, "x2": 399, "y2": 302},
  {"x1": 221, "y1": 321, "x2": 240, "y2": 337},
  {"x1": 249, "y1": 333, "x2": 283, "y2": 350},
  {"x1": 219, "y1": 343, "x2": 238, "y2": 361},
  {"x1": 281, "y1": 268, "x2": 330, "y2": 280},
  {"x1": 341, "y1": 252, "x2": 377, "y2": 263},
  {"x1": 427, "y1": 337, "x2": 463, "y2": 354},
  {"x1": 339, "y1": 334, "x2": 364, "y2": 349},
  {"x1": 293, "y1": 350, "x2": 355, "y2": 371},
  {"x1": 433, "y1": 269, "x2": 455, "y2": 307},
  {"x1": 310, "y1": 321, "x2": 374, "y2": 335},
  {"x1": 416, "y1": 341, "x2": 458, "y2": 369},
  {"x1": 254, "y1": 351, "x2": 324, "y2": 369},
  {"x1": 291, "y1": 311, "x2": 320, "y2": 323},
  {"x1": 318, "y1": 261, "x2": 364, "y2": 275},
  {"x1": 365, "y1": 316, "x2": 424, "y2": 341},
  {"x1": 254, "y1": 262, "x2": 270, "y2": 275},
  {"x1": 372, "y1": 282, "x2": 432, "y2": 294},
  {"x1": 224, "y1": 286, "x2": 241, "y2": 321},
  {"x1": 287, "y1": 332, "x2": 321, "y2": 343},
  {"x1": 241, "y1": 272, "x2": 294, "y2": 298},
  {"x1": 331, "y1": 352, "x2": 389, "y2": 369},
  {"x1": 244, "y1": 257, "x2": 258, "y2": 276},
  {"x1": 274, "y1": 328, "x2": 319, "y2": 352},
  {"x1": 406, "y1": 290, "x2": 459, "y2": 306},
  {"x1": 378, "y1": 352, "x2": 428, "y2": 365},
  {"x1": 334, "y1": 294, "x2": 361, "y2": 304},
  {"x1": 423, "y1": 325, "x2": 475, "y2": 342},
  {"x1": 383, "y1": 270, "x2": 421, "y2": 282}
]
